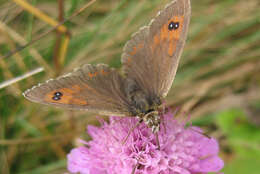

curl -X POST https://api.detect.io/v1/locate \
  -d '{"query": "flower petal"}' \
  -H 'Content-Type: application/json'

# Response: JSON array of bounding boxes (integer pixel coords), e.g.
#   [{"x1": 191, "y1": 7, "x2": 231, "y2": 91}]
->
[{"x1": 198, "y1": 156, "x2": 224, "y2": 173}]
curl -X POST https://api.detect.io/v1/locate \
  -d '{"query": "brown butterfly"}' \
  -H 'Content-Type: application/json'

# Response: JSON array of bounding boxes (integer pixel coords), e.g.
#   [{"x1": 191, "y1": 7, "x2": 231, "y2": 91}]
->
[{"x1": 24, "y1": 0, "x2": 191, "y2": 136}]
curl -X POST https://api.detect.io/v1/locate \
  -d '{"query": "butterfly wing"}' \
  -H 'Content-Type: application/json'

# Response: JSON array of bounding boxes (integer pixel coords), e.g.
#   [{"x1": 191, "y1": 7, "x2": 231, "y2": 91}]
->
[
  {"x1": 23, "y1": 64, "x2": 132, "y2": 116},
  {"x1": 121, "y1": 0, "x2": 191, "y2": 99}
]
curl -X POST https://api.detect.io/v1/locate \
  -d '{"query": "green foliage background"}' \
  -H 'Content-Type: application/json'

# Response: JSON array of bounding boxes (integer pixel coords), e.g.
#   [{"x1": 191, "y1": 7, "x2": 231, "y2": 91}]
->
[{"x1": 0, "y1": 0, "x2": 259, "y2": 173}]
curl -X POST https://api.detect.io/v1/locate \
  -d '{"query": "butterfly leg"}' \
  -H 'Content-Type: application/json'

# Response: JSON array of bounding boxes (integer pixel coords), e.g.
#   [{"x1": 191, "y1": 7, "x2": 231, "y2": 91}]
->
[
  {"x1": 159, "y1": 102, "x2": 167, "y2": 134},
  {"x1": 131, "y1": 158, "x2": 142, "y2": 174},
  {"x1": 160, "y1": 113, "x2": 167, "y2": 134},
  {"x1": 122, "y1": 119, "x2": 143, "y2": 145},
  {"x1": 155, "y1": 132, "x2": 160, "y2": 150},
  {"x1": 131, "y1": 162, "x2": 138, "y2": 174}
]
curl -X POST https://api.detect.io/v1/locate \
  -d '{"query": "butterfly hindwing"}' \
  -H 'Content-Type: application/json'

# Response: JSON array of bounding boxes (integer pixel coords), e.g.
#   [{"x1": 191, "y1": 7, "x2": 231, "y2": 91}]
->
[
  {"x1": 121, "y1": 0, "x2": 191, "y2": 98},
  {"x1": 23, "y1": 64, "x2": 132, "y2": 116}
]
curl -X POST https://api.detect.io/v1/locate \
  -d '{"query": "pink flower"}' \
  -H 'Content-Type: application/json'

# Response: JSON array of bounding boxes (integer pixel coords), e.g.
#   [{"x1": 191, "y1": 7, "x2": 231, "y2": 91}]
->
[{"x1": 67, "y1": 111, "x2": 224, "y2": 174}]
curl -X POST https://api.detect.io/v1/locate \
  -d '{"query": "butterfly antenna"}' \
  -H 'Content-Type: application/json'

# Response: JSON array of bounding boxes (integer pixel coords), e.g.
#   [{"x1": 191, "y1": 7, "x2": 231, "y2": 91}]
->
[
  {"x1": 191, "y1": 128, "x2": 211, "y2": 139},
  {"x1": 122, "y1": 119, "x2": 143, "y2": 145}
]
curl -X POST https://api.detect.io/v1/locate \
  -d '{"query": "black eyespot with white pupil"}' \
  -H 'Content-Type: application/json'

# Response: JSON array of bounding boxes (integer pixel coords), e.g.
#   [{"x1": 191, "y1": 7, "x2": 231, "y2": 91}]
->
[
  {"x1": 52, "y1": 91, "x2": 63, "y2": 101},
  {"x1": 168, "y1": 21, "x2": 179, "y2": 30}
]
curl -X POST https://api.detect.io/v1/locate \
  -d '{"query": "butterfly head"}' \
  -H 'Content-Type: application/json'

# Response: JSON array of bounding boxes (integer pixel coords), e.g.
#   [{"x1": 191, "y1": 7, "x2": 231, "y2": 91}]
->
[{"x1": 143, "y1": 110, "x2": 160, "y2": 133}]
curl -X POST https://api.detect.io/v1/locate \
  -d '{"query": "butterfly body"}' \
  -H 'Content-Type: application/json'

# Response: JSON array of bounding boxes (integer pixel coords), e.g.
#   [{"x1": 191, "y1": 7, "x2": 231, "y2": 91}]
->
[
  {"x1": 124, "y1": 78, "x2": 160, "y2": 112},
  {"x1": 123, "y1": 78, "x2": 162, "y2": 132},
  {"x1": 24, "y1": 0, "x2": 191, "y2": 134}
]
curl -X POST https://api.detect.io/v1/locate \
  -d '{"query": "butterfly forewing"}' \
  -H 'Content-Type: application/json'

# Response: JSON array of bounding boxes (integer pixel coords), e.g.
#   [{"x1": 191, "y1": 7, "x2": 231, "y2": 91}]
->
[
  {"x1": 23, "y1": 64, "x2": 132, "y2": 116},
  {"x1": 122, "y1": 0, "x2": 191, "y2": 98},
  {"x1": 24, "y1": 0, "x2": 191, "y2": 120}
]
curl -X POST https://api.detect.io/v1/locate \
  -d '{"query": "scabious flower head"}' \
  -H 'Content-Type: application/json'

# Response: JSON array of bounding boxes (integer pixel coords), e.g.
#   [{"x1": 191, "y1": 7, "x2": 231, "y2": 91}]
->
[{"x1": 67, "y1": 111, "x2": 224, "y2": 174}]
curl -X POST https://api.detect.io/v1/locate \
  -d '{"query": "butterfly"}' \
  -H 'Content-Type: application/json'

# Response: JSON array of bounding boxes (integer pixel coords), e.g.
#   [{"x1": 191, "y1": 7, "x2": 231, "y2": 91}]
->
[{"x1": 24, "y1": 0, "x2": 191, "y2": 136}]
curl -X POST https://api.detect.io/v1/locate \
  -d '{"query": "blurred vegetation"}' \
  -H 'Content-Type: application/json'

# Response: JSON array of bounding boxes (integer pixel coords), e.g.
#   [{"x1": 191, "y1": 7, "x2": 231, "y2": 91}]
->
[{"x1": 0, "y1": 0, "x2": 259, "y2": 173}]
